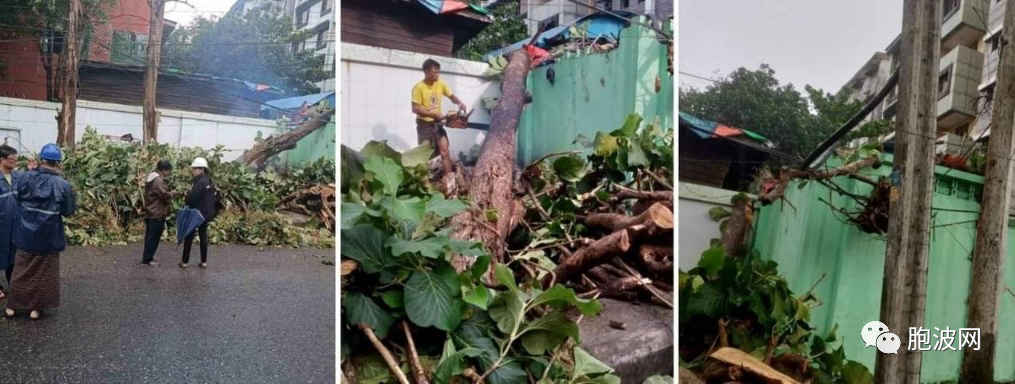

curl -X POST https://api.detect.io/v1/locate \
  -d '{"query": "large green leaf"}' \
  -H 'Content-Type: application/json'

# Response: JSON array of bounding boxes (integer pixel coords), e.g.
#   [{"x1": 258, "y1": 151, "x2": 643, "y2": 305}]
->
[
  {"x1": 451, "y1": 320, "x2": 527, "y2": 384},
  {"x1": 381, "y1": 196, "x2": 426, "y2": 225},
  {"x1": 354, "y1": 356, "x2": 392, "y2": 384},
  {"x1": 521, "y1": 311, "x2": 579, "y2": 340},
  {"x1": 341, "y1": 202, "x2": 367, "y2": 229},
  {"x1": 360, "y1": 140, "x2": 401, "y2": 162},
  {"x1": 530, "y1": 284, "x2": 602, "y2": 316},
  {"x1": 698, "y1": 247, "x2": 725, "y2": 278},
  {"x1": 708, "y1": 206, "x2": 731, "y2": 221},
  {"x1": 344, "y1": 292, "x2": 395, "y2": 338},
  {"x1": 427, "y1": 193, "x2": 468, "y2": 218},
  {"x1": 573, "y1": 347, "x2": 614, "y2": 379},
  {"x1": 686, "y1": 282, "x2": 727, "y2": 318},
  {"x1": 488, "y1": 290, "x2": 526, "y2": 335},
  {"x1": 404, "y1": 269, "x2": 466, "y2": 331},
  {"x1": 612, "y1": 114, "x2": 643, "y2": 138},
  {"x1": 841, "y1": 360, "x2": 874, "y2": 384},
  {"x1": 364, "y1": 156, "x2": 404, "y2": 197},
  {"x1": 553, "y1": 156, "x2": 586, "y2": 183},
  {"x1": 463, "y1": 284, "x2": 491, "y2": 310},
  {"x1": 593, "y1": 132, "x2": 620, "y2": 157},
  {"x1": 381, "y1": 289, "x2": 404, "y2": 309},
  {"x1": 494, "y1": 264, "x2": 519, "y2": 292},
  {"x1": 401, "y1": 142, "x2": 433, "y2": 168},
  {"x1": 387, "y1": 236, "x2": 448, "y2": 259},
  {"x1": 520, "y1": 330, "x2": 566, "y2": 355},
  {"x1": 433, "y1": 347, "x2": 485, "y2": 384},
  {"x1": 340, "y1": 225, "x2": 391, "y2": 274}
]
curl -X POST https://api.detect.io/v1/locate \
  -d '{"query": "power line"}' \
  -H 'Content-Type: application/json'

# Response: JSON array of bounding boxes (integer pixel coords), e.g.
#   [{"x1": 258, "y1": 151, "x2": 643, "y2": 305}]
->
[{"x1": 679, "y1": 71, "x2": 720, "y2": 83}]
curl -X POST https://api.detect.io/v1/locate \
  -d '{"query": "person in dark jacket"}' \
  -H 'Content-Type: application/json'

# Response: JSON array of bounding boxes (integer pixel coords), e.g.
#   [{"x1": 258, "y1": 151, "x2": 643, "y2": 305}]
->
[
  {"x1": 4, "y1": 144, "x2": 75, "y2": 320},
  {"x1": 181, "y1": 157, "x2": 216, "y2": 269},
  {"x1": 141, "y1": 160, "x2": 173, "y2": 266},
  {"x1": 0, "y1": 145, "x2": 21, "y2": 301}
]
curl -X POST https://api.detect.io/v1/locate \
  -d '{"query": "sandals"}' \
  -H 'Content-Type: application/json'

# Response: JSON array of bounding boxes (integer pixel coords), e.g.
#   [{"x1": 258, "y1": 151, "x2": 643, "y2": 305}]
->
[
  {"x1": 199, "y1": 262, "x2": 208, "y2": 269},
  {"x1": 3, "y1": 308, "x2": 13, "y2": 318},
  {"x1": 0, "y1": 288, "x2": 5, "y2": 301},
  {"x1": 29, "y1": 310, "x2": 40, "y2": 320},
  {"x1": 179, "y1": 263, "x2": 189, "y2": 268}
]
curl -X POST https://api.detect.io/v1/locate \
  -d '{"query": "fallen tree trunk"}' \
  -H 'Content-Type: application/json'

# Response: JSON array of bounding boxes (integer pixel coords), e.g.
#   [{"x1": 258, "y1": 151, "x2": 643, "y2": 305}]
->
[
  {"x1": 758, "y1": 155, "x2": 880, "y2": 204},
  {"x1": 450, "y1": 49, "x2": 532, "y2": 272},
  {"x1": 237, "y1": 107, "x2": 335, "y2": 169}
]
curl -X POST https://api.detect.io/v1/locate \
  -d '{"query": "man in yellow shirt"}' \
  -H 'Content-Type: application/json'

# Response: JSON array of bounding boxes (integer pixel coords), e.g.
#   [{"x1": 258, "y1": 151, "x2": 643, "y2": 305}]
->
[{"x1": 412, "y1": 59, "x2": 466, "y2": 176}]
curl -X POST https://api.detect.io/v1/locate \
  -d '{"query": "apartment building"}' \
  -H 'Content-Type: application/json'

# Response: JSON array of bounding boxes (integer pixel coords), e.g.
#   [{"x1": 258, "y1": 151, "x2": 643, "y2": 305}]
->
[
  {"x1": 843, "y1": 0, "x2": 989, "y2": 140},
  {"x1": 228, "y1": 0, "x2": 296, "y2": 17},
  {"x1": 602, "y1": 0, "x2": 673, "y2": 20},
  {"x1": 294, "y1": 0, "x2": 335, "y2": 92},
  {"x1": 521, "y1": 0, "x2": 598, "y2": 35}
]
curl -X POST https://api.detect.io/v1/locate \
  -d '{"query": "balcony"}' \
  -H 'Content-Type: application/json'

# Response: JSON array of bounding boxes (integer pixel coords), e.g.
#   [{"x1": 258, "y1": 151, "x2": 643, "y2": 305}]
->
[
  {"x1": 937, "y1": 45, "x2": 984, "y2": 134},
  {"x1": 941, "y1": 0, "x2": 988, "y2": 53}
]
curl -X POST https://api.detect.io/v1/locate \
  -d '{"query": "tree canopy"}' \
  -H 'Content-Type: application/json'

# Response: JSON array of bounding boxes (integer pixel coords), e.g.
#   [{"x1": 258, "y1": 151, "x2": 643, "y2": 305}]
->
[
  {"x1": 679, "y1": 64, "x2": 886, "y2": 158},
  {"x1": 456, "y1": 0, "x2": 528, "y2": 61},
  {"x1": 161, "y1": 9, "x2": 331, "y2": 95}
]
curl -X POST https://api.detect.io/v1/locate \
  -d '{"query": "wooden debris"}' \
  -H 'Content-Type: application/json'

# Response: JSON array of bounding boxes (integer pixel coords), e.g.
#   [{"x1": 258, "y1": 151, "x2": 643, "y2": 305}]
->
[
  {"x1": 709, "y1": 347, "x2": 801, "y2": 384},
  {"x1": 278, "y1": 184, "x2": 337, "y2": 230}
]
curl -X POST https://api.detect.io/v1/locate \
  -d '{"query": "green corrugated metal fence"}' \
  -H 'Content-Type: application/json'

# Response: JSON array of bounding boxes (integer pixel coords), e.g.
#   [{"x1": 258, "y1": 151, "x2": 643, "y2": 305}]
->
[
  {"x1": 516, "y1": 17, "x2": 673, "y2": 165},
  {"x1": 753, "y1": 156, "x2": 1015, "y2": 382},
  {"x1": 283, "y1": 115, "x2": 336, "y2": 167}
]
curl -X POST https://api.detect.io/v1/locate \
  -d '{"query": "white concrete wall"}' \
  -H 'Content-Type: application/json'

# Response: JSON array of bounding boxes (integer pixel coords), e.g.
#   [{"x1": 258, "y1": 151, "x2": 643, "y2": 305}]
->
[
  {"x1": 0, "y1": 97, "x2": 279, "y2": 161},
  {"x1": 678, "y1": 182, "x2": 757, "y2": 271},
  {"x1": 340, "y1": 43, "x2": 501, "y2": 156}
]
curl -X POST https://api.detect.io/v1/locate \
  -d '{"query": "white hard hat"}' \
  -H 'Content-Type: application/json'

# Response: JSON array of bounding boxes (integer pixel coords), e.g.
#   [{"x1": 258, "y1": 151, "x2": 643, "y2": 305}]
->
[{"x1": 191, "y1": 157, "x2": 209, "y2": 168}]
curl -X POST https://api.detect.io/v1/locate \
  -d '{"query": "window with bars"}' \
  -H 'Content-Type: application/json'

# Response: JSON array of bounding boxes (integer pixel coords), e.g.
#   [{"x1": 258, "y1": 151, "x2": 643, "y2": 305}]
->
[
  {"x1": 938, "y1": 64, "x2": 953, "y2": 100},
  {"x1": 110, "y1": 30, "x2": 148, "y2": 65},
  {"x1": 943, "y1": 0, "x2": 960, "y2": 21}
]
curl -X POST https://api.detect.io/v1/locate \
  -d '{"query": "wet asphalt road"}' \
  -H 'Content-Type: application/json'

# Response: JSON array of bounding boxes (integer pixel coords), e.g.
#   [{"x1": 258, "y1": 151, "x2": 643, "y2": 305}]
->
[{"x1": 0, "y1": 244, "x2": 336, "y2": 384}]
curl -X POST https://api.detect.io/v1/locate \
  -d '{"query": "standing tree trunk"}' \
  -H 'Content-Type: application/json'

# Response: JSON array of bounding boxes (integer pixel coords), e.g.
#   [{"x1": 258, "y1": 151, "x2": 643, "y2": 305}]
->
[
  {"x1": 143, "y1": 0, "x2": 167, "y2": 144},
  {"x1": 875, "y1": 1, "x2": 939, "y2": 382},
  {"x1": 56, "y1": 0, "x2": 81, "y2": 149},
  {"x1": 902, "y1": 1, "x2": 941, "y2": 382},
  {"x1": 450, "y1": 49, "x2": 531, "y2": 271},
  {"x1": 961, "y1": 0, "x2": 1015, "y2": 381}
]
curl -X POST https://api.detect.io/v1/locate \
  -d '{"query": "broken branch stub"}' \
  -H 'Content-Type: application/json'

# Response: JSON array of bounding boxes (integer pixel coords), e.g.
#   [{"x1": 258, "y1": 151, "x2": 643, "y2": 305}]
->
[
  {"x1": 450, "y1": 49, "x2": 532, "y2": 273},
  {"x1": 545, "y1": 230, "x2": 631, "y2": 287}
]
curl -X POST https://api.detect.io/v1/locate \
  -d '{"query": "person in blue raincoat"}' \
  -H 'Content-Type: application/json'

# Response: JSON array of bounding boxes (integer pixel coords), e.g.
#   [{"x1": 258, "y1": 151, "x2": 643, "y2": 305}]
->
[
  {"x1": 4, "y1": 144, "x2": 75, "y2": 320},
  {"x1": 0, "y1": 145, "x2": 21, "y2": 301}
]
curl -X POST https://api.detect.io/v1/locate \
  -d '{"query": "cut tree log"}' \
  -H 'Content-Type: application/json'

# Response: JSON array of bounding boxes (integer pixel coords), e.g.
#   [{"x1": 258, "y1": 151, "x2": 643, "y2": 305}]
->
[
  {"x1": 237, "y1": 107, "x2": 335, "y2": 169},
  {"x1": 709, "y1": 347, "x2": 800, "y2": 384},
  {"x1": 637, "y1": 245, "x2": 673, "y2": 275},
  {"x1": 449, "y1": 49, "x2": 532, "y2": 273},
  {"x1": 632, "y1": 199, "x2": 673, "y2": 216},
  {"x1": 545, "y1": 230, "x2": 630, "y2": 287},
  {"x1": 585, "y1": 203, "x2": 673, "y2": 232}
]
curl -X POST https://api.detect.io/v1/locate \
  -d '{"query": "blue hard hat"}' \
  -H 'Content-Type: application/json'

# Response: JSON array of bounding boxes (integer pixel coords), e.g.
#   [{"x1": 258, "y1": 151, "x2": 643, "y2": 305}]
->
[{"x1": 39, "y1": 143, "x2": 62, "y2": 162}]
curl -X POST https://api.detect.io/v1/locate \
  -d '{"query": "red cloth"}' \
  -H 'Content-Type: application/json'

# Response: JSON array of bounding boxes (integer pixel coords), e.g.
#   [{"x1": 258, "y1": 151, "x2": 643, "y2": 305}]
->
[{"x1": 523, "y1": 44, "x2": 553, "y2": 68}]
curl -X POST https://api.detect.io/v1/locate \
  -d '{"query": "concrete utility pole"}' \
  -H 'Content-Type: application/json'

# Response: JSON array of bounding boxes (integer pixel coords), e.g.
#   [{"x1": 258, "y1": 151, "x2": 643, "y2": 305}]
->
[
  {"x1": 143, "y1": 0, "x2": 167, "y2": 144},
  {"x1": 56, "y1": 0, "x2": 81, "y2": 149},
  {"x1": 961, "y1": 0, "x2": 1015, "y2": 381},
  {"x1": 874, "y1": 0, "x2": 940, "y2": 383}
]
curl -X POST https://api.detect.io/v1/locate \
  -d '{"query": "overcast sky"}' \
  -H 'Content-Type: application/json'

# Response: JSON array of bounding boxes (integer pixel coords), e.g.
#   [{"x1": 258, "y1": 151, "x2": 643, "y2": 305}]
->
[
  {"x1": 166, "y1": 0, "x2": 236, "y2": 26},
  {"x1": 679, "y1": 1, "x2": 903, "y2": 94}
]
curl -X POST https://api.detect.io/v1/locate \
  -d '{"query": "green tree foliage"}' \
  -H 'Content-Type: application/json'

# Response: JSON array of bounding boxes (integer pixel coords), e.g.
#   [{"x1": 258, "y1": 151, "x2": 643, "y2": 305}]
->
[
  {"x1": 680, "y1": 64, "x2": 881, "y2": 158},
  {"x1": 457, "y1": 0, "x2": 528, "y2": 61},
  {"x1": 162, "y1": 9, "x2": 331, "y2": 95}
]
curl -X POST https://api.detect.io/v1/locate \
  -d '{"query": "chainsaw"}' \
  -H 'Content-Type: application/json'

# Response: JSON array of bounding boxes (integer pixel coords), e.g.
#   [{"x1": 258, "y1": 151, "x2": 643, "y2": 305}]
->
[{"x1": 443, "y1": 107, "x2": 474, "y2": 129}]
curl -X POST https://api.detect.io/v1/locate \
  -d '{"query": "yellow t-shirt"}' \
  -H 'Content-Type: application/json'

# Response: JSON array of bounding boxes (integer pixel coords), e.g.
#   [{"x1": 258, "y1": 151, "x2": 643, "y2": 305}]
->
[{"x1": 412, "y1": 79, "x2": 453, "y2": 122}]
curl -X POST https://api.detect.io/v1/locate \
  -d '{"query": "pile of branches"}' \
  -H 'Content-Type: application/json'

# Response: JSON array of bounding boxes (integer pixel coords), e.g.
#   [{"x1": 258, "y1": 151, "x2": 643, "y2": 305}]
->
[
  {"x1": 56, "y1": 127, "x2": 335, "y2": 248},
  {"x1": 499, "y1": 114, "x2": 675, "y2": 308},
  {"x1": 278, "y1": 184, "x2": 336, "y2": 230}
]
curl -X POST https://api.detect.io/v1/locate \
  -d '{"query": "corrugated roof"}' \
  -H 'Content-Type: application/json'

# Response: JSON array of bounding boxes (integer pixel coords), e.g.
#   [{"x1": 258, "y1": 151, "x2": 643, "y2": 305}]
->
[
  {"x1": 483, "y1": 11, "x2": 635, "y2": 60},
  {"x1": 262, "y1": 91, "x2": 335, "y2": 111}
]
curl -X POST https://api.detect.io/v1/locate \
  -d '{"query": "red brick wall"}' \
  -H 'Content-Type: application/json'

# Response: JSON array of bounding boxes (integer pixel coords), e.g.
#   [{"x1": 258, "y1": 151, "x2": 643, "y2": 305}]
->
[
  {"x1": 89, "y1": 0, "x2": 152, "y2": 62},
  {"x1": 0, "y1": 0, "x2": 151, "y2": 101}
]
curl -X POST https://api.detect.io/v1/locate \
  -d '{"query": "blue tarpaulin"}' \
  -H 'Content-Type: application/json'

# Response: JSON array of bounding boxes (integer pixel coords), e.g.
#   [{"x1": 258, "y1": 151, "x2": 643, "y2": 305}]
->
[
  {"x1": 483, "y1": 11, "x2": 634, "y2": 61},
  {"x1": 262, "y1": 91, "x2": 335, "y2": 111}
]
